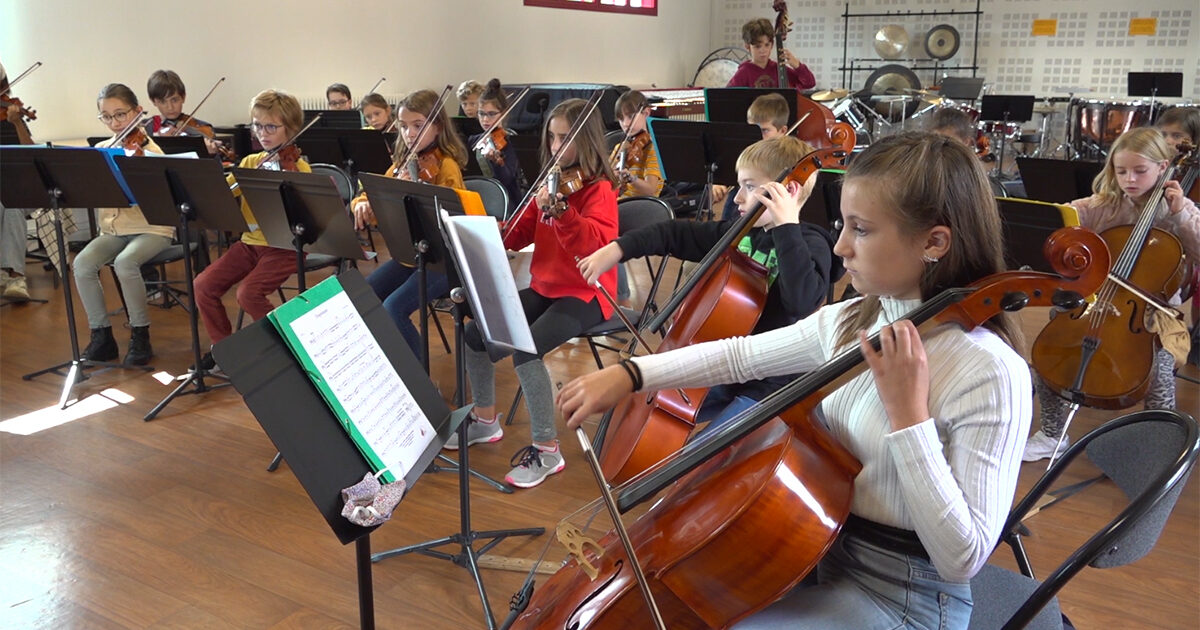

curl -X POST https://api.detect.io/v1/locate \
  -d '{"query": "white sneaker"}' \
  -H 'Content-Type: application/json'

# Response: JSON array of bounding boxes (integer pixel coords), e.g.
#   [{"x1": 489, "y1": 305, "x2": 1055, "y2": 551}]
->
[
  {"x1": 1023, "y1": 430, "x2": 1069, "y2": 462},
  {"x1": 443, "y1": 413, "x2": 504, "y2": 450},
  {"x1": 3, "y1": 275, "x2": 30, "y2": 301}
]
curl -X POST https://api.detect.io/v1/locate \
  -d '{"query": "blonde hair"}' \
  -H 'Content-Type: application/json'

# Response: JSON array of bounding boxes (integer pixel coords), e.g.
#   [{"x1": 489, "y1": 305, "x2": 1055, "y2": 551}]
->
[
  {"x1": 250, "y1": 89, "x2": 303, "y2": 137},
  {"x1": 396, "y1": 89, "x2": 468, "y2": 167},
  {"x1": 456, "y1": 80, "x2": 484, "y2": 101},
  {"x1": 736, "y1": 135, "x2": 814, "y2": 177},
  {"x1": 1092, "y1": 127, "x2": 1172, "y2": 207},
  {"x1": 747, "y1": 93, "x2": 789, "y2": 130},
  {"x1": 834, "y1": 132, "x2": 1020, "y2": 349},
  {"x1": 540, "y1": 98, "x2": 617, "y2": 186}
]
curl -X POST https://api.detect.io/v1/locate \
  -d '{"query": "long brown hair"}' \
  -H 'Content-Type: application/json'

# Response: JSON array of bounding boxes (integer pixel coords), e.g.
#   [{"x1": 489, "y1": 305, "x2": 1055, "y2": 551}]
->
[
  {"x1": 834, "y1": 132, "x2": 1021, "y2": 349},
  {"x1": 539, "y1": 98, "x2": 616, "y2": 186},
  {"x1": 396, "y1": 89, "x2": 468, "y2": 167}
]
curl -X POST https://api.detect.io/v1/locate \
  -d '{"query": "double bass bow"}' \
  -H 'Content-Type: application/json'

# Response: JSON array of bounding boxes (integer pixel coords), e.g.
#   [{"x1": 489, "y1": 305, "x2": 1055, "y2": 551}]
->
[
  {"x1": 509, "y1": 226, "x2": 1111, "y2": 629},
  {"x1": 597, "y1": 146, "x2": 847, "y2": 484}
]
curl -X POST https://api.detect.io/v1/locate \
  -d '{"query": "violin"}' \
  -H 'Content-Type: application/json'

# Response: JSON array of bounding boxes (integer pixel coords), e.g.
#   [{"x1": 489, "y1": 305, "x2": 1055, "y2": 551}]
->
[
  {"x1": 391, "y1": 146, "x2": 444, "y2": 183},
  {"x1": 1032, "y1": 144, "x2": 1197, "y2": 409},
  {"x1": 0, "y1": 95, "x2": 37, "y2": 122},
  {"x1": 543, "y1": 164, "x2": 586, "y2": 217},
  {"x1": 598, "y1": 147, "x2": 845, "y2": 484},
  {"x1": 614, "y1": 130, "x2": 650, "y2": 181},
  {"x1": 512, "y1": 227, "x2": 1111, "y2": 629},
  {"x1": 276, "y1": 144, "x2": 301, "y2": 171},
  {"x1": 481, "y1": 126, "x2": 508, "y2": 165},
  {"x1": 123, "y1": 127, "x2": 150, "y2": 157}
]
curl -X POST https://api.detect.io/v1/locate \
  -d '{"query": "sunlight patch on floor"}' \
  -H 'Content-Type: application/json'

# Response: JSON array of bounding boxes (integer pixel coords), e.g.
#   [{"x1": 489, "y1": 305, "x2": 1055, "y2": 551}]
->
[{"x1": 0, "y1": 388, "x2": 135, "y2": 435}]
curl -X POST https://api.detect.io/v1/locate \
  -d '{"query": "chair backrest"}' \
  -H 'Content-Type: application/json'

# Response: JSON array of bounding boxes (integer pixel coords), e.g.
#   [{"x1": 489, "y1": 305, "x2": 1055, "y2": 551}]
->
[
  {"x1": 464, "y1": 176, "x2": 510, "y2": 221},
  {"x1": 987, "y1": 409, "x2": 1200, "y2": 629},
  {"x1": 309, "y1": 163, "x2": 355, "y2": 207},
  {"x1": 617, "y1": 195, "x2": 674, "y2": 237},
  {"x1": 605, "y1": 129, "x2": 625, "y2": 154}
]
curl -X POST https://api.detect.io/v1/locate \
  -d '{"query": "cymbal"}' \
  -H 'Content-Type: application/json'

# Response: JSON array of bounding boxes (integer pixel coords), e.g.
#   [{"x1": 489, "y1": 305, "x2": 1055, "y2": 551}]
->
[
  {"x1": 812, "y1": 88, "x2": 850, "y2": 102},
  {"x1": 873, "y1": 25, "x2": 909, "y2": 60}
]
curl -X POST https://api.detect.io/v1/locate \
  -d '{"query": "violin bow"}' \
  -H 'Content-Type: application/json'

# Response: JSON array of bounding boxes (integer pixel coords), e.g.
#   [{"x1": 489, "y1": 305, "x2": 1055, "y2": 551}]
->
[
  {"x1": 169, "y1": 76, "x2": 225, "y2": 137},
  {"x1": 365, "y1": 76, "x2": 385, "y2": 96},
  {"x1": 111, "y1": 110, "x2": 150, "y2": 147},
  {"x1": 471, "y1": 86, "x2": 531, "y2": 153},
  {"x1": 392, "y1": 84, "x2": 452, "y2": 177},
  {"x1": 502, "y1": 89, "x2": 605, "y2": 241},
  {"x1": 0, "y1": 61, "x2": 43, "y2": 98},
  {"x1": 257, "y1": 113, "x2": 322, "y2": 168}
]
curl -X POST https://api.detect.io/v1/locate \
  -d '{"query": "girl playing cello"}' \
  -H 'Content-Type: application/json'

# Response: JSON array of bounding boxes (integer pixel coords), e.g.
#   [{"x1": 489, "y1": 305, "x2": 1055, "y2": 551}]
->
[{"x1": 559, "y1": 132, "x2": 1032, "y2": 627}]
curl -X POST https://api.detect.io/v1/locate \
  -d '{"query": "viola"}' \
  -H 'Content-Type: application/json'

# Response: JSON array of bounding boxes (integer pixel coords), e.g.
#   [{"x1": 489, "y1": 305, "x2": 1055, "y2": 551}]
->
[
  {"x1": 0, "y1": 95, "x2": 37, "y2": 122},
  {"x1": 513, "y1": 227, "x2": 1111, "y2": 629},
  {"x1": 598, "y1": 147, "x2": 844, "y2": 484},
  {"x1": 1032, "y1": 144, "x2": 1197, "y2": 409}
]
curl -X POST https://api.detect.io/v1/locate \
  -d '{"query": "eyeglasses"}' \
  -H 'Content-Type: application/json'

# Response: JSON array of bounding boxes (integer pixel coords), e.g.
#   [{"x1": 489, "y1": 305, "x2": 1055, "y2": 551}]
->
[
  {"x1": 478, "y1": 110, "x2": 502, "y2": 119},
  {"x1": 251, "y1": 122, "x2": 284, "y2": 135},
  {"x1": 328, "y1": 99, "x2": 350, "y2": 108},
  {"x1": 98, "y1": 109, "x2": 134, "y2": 124}
]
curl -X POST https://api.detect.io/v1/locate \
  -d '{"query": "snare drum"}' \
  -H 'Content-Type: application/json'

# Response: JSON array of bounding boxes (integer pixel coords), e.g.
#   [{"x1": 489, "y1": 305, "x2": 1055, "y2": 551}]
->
[{"x1": 1068, "y1": 97, "x2": 1155, "y2": 157}]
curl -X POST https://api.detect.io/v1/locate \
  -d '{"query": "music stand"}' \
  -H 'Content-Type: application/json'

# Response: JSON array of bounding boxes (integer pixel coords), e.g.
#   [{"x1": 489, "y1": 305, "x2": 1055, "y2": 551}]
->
[
  {"x1": 995, "y1": 198, "x2": 1079, "y2": 273},
  {"x1": 114, "y1": 155, "x2": 247, "y2": 420},
  {"x1": 507, "y1": 133, "x2": 542, "y2": 189},
  {"x1": 303, "y1": 109, "x2": 364, "y2": 129},
  {"x1": 2, "y1": 146, "x2": 148, "y2": 408},
  {"x1": 212, "y1": 270, "x2": 473, "y2": 630},
  {"x1": 704, "y1": 87, "x2": 799, "y2": 126},
  {"x1": 296, "y1": 128, "x2": 393, "y2": 185},
  {"x1": 1127, "y1": 72, "x2": 1183, "y2": 116},
  {"x1": 1016, "y1": 157, "x2": 1103, "y2": 204},
  {"x1": 452, "y1": 115, "x2": 485, "y2": 140},
  {"x1": 938, "y1": 77, "x2": 985, "y2": 102},
  {"x1": 981, "y1": 95, "x2": 1036, "y2": 180},
  {"x1": 150, "y1": 135, "x2": 210, "y2": 157},
  {"x1": 647, "y1": 119, "x2": 761, "y2": 220},
  {"x1": 364, "y1": 211, "x2": 546, "y2": 629},
  {"x1": 358, "y1": 173, "x2": 510, "y2": 494}
]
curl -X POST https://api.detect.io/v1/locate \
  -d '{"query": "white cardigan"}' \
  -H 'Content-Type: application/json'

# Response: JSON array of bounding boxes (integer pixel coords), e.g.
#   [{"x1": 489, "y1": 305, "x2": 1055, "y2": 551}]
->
[{"x1": 633, "y1": 296, "x2": 1032, "y2": 582}]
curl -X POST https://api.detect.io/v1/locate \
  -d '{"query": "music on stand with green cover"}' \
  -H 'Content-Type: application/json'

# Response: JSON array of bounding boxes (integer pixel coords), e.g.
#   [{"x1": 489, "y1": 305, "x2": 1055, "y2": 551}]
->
[{"x1": 266, "y1": 275, "x2": 436, "y2": 483}]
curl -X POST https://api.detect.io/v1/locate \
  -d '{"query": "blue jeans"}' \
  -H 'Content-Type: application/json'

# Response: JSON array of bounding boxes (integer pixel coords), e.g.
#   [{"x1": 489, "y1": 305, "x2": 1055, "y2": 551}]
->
[
  {"x1": 733, "y1": 532, "x2": 973, "y2": 629},
  {"x1": 366, "y1": 259, "x2": 448, "y2": 359},
  {"x1": 694, "y1": 385, "x2": 758, "y2": 439}
]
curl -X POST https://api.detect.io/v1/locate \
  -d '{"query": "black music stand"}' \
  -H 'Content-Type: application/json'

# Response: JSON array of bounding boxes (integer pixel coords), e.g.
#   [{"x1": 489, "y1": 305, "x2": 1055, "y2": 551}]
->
[
  {"x1": 452, "y1": 115, "x2": 485, "y2": 140},
  {"x1": 296, "y1": 128, "x2": 393, "y2": 184},
  {"x1": 151, "y1": 135, "x2": 210, "y2": 157},
  {"x1": 2, "y1": 146, "x2": 149, "y2": 408},
  {"x1": 648, "y1": 119, "x2": 762, "y2": 221},
  {"x1": 233, "y1": 168, "x2": 367, "y2": 470},
  {"x1": 938, "y1": 77, "x2": 985, "y2": 102},
  {"x1": 303, "y1": 109, "x2": 364, "y2": 129},
  {"x1": 1016, "y1": 157, "x2": 1103, "y2": 204},
  {"x1": 1128, "y1": 72, "x2": 1183, "y2": 118},
  {"x1": 358, "y1": 173, "x2": 510, "y2": 494},
  {"x1": 114, "y1": 155, "x2": 246, "y2": 420},
  {"x1": 995, "y1": 198, "x2": 1075, "y2": 273},
  {"x1": 507, "y1": 133, "x2": 542, "y2": 190},
  {"x1": 212, "y1": 270, "x2": 470, "y2": 630},
  {"x1": 981, "y1": 95, "x2": 1036, "y2": 180},
  {"x1": 371, "y1": 209, "x2": 544, "y2": 630},
  {"x1": 704, "y1": 87, "x2": 799, "y2": 126}
]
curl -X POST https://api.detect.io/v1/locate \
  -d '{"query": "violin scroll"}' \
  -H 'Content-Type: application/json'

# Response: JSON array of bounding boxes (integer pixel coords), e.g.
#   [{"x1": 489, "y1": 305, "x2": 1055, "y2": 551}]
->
[{"x1": 1, "y1": 96, "x2": 37, "y2": 122}]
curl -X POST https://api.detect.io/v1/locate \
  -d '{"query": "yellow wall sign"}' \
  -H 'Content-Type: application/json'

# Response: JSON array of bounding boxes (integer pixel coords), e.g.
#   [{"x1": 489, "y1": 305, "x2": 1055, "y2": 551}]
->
[
  {"x1": 1031, "y1": 19, "x2": 1058, "y2": 36},
  {"x1": 1129, "y1": 18, "x2": 1157, "y2": 36}
]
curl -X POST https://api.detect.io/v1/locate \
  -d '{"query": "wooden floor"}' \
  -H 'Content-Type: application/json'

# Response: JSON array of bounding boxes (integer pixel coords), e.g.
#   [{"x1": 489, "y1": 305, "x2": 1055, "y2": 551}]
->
[{"x1": 1, "y1": 243, "x2": 1197, "y2": 629}]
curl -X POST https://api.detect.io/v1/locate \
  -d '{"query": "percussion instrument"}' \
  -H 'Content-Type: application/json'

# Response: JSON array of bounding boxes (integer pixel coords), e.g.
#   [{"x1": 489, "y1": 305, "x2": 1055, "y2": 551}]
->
[
  {"x1": 1067, "y1": 97, "x2": 1155, "y2": 158},
  {"x1": 922, "y1": 24, "x2": 961, "y2": 60},
  {"x1": 690, "y1": 48, "x2": 748, "y2": 88},
  {"x1": 873, "y1": 25, "x2": 909, "y2": 60}
]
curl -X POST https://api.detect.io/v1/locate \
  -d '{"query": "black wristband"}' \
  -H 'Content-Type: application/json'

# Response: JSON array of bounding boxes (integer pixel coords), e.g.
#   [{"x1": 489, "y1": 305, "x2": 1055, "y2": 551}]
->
[{"x1": 618, "y1": 359, "x2": 643, "y2": 391}]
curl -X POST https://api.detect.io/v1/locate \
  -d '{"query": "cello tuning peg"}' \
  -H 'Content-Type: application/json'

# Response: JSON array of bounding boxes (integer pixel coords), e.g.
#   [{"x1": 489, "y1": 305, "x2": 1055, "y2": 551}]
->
[
  {"x1": 1051, "y1": 289, "x2": 1086, "y2": 311},
  {"x1": 1000, "y1": 291, "x2": 1030, "y2": 312}
]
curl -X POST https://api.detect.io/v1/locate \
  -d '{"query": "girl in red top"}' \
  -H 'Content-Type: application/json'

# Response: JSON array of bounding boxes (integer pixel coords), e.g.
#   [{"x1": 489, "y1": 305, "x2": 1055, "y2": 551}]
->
[{"x1": 446, "y1": 98, "x2": 619, "y2": 489}]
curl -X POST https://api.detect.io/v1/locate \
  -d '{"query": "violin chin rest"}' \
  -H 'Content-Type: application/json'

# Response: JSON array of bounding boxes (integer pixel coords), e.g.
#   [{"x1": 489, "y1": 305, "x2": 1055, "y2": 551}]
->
[{"x1": 1051, "y1": 289, "x2": 1086, "y2": 311}]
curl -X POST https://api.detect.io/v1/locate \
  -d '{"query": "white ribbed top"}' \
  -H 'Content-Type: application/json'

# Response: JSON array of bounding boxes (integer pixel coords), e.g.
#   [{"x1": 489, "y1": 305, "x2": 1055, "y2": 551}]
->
[{"x1": 634, "y1": 296, "x2": 1032, "y2": 582}]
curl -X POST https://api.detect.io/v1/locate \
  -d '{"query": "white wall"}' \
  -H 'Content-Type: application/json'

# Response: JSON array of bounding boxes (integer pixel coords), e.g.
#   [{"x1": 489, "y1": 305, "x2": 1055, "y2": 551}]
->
[
  {"x1": 3, "y1": 0, "x2": 715, "y2": 142},
  {"x1": 710, "y1": 0, "x2": 1199, "y2": 100}
]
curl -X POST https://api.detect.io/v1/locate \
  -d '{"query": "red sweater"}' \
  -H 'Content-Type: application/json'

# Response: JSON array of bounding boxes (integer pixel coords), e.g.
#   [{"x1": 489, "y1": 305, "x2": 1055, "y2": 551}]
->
[
  {"x1": 727, "y1": 59, "x2": 816, "y2": 89},
  {"x1": 503, "y1": 178, "x2": 619, "y2": 317}
]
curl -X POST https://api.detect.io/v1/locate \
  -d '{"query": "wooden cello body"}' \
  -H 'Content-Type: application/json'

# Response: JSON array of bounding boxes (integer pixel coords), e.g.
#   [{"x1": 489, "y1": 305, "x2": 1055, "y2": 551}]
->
[
  {"x1": 598, "y1": 148, "x2": 846, "y2": 484},
  {"x1": 514, "y1": 227, "x2": 1111, "y2": 630}
]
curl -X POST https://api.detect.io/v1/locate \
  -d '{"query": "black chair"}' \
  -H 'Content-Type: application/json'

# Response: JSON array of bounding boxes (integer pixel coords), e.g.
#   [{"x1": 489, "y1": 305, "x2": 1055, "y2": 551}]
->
[
  {"x1": 506, "y1": 196, "x2": 676, "y2": 425},
  {"x1": 605, "y1": 129, "x2": 625, "y2": 154},
  {"x1": 464, "y1": 176, "x2": 511, "y2": 222},
  {"x1": 968, "y1": 409, "x2": 1200, "y2": 630}
]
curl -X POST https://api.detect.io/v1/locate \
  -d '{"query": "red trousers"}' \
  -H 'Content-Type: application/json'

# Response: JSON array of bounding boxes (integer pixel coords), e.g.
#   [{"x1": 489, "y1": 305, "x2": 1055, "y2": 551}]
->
[{"x1": 194, "y1": 241, "x2": 297, "y2": 343}]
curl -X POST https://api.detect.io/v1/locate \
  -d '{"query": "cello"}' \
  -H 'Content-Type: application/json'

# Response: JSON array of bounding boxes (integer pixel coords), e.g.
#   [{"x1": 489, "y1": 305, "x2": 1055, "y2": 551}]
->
[
  {"x1": 510, "y1": 226, "x2": 1110, "y2": 629},
  {"x1": 1032, "y1": 143, "x2": 1197, "y2": 409},
  {"x1": 598, "y1": 146, "x2": 846, "y2": 484}
]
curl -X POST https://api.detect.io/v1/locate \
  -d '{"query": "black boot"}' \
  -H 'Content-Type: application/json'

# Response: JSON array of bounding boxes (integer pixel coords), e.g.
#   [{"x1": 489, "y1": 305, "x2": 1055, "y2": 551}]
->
[
  {"x1": 81, "y1": 326, "x2": 119, "y2": 362},
  {"x1": 125, "y1": 326, "x2": 153, "y2": 366}
]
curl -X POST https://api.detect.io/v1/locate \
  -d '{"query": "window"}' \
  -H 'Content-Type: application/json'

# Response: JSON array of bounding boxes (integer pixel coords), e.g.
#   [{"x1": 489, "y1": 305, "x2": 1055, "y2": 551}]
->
[{"x1": 524, "y1": 0, "x2": 657, "y2": 17}]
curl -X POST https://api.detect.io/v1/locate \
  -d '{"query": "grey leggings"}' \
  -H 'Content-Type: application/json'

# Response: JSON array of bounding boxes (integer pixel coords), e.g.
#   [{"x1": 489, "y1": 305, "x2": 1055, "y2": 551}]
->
[
  {"x1": 1, "y1": 205, "x2": 27, "y2": 274},
  {"x1": 73, "y1": 233, "x2": 171, "y2": 328},
  {"x1": 1038, "y1": 348, "x2": 1177, "y2": 438}
]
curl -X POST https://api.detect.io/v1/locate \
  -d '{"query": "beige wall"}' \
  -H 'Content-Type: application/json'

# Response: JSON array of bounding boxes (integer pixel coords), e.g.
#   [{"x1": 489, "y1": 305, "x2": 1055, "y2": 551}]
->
[{"x1": 3, "y1": 0, "x2": 714, "y2": 142}]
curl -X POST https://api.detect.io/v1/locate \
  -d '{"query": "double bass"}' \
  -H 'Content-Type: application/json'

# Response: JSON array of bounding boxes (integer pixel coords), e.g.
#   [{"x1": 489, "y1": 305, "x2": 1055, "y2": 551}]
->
[
  {"x1": 511, "y1": 227, "x2": 1111, "y2": 629},
  {"x1": 1032, "y1": 144, "x2": 1197, "y2": 409}
]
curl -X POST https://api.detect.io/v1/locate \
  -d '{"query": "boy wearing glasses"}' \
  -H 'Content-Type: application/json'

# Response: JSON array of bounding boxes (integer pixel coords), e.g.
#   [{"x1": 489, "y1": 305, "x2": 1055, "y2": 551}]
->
[
  {"x1": 326, "y1": 83, "x2": 353, "y2": 110},
  {"x1": 192, "y1": 90, "x2": 311, "y2": 371}
]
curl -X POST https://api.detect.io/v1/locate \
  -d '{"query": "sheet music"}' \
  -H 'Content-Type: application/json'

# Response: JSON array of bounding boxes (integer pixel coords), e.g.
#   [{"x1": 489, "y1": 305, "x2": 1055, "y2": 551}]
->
[{"x1": 287, "y1": 289, "x2": 435, "y2": 482}]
